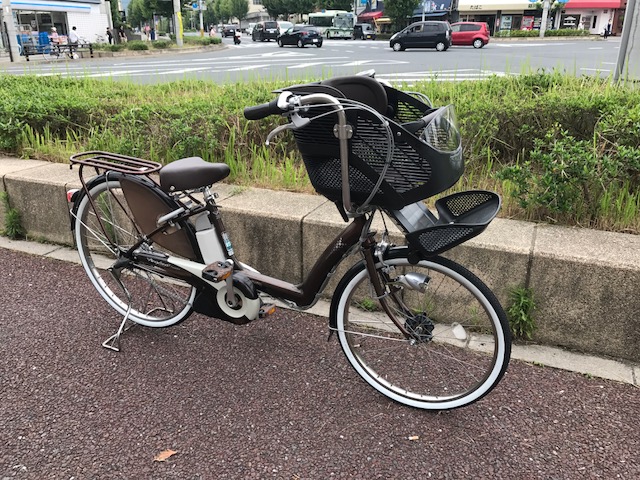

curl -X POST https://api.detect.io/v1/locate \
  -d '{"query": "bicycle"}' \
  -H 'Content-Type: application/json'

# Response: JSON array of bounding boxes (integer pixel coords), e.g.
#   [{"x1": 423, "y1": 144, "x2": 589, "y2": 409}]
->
[
  {"x1": 42, "y1": 43, "x2": 79, "y2": 61},
  {"x1": 67, "y1": 73, "x2": 511, "y2": 410}
]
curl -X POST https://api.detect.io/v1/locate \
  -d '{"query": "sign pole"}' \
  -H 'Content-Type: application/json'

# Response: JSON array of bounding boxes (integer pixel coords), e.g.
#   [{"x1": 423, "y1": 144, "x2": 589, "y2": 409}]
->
[
  {"x1": 173, "y1": 0, "x2": 183, "y2": 46},
  {"x1": 539, "y1": 0, "x2": 550, "y2": 37},
  {"x1": 2, "y1": 0, "x2": 23, "y2": 62}
]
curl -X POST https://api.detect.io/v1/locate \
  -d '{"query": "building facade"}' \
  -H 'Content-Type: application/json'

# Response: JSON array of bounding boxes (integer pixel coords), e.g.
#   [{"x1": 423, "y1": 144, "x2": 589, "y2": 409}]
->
[
  {"x1": 457, "y1": 0, "x2": 627, "y2": 35},
  {"x1": 1, "y1": 0, "x2": 111, "y2": 53}
]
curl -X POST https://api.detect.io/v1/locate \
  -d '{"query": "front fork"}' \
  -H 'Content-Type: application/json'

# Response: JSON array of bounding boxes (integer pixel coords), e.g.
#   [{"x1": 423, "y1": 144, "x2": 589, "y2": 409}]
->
[{"x1": 360, "y1": 236, "x2": 424, "y2": 340}]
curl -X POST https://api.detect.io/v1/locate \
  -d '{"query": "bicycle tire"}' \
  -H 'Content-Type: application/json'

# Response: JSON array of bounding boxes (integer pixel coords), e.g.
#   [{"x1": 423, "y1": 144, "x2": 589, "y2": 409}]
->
[
  {"x1": 331, "y1": 249, "x2": 511, "y2": 410},
  {"x1": 42, "y1": 48, "x2": 59, "y2": 61},
  {"x1": 74, "y1": 178, "x2": 196, "y2": 327}
]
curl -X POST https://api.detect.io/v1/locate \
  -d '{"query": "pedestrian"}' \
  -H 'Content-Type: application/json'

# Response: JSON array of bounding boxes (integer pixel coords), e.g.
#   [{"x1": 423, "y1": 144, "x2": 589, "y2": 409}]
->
[
  {"x1": 118, "y1": 25, "x2": 127, "y2": 43},
  {"x1": 150, "y1": 27, "x2": 155, "y2": 41},
  {"x1": 144, "y1": 24, "x2": 150, "y2": 41},
  {"x1": 49, "y1": 26, "x2": 59, "y2": 45},
  {"x1": 68, "y1": 26, "x2": 79, "y2": 56},
  {"x1": 607, "y1": 22, "x2": 612, "y2": 36},
  {"x1": 106, "y1": 27, "x2": 113, "y2": 44}
]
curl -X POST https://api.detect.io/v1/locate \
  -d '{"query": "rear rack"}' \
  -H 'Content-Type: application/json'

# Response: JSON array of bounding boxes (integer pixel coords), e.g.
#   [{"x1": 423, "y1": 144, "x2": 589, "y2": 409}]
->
[{"x1": 69, "y1": 151, "x2": 162, "y2": 175}]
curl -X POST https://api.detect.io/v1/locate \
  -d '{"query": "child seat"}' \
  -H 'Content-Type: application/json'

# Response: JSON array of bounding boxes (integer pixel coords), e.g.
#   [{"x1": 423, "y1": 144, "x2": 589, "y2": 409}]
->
[{"x1": 284, "y1": 75, "x2": 464, "y2": 210}]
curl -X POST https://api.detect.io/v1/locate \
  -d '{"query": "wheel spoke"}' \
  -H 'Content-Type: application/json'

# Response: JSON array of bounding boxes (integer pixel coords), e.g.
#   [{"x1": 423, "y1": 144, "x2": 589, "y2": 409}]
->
[
  {"x1": 334, "y1": 253, "x2": 510, "y2": 410},
  {"x1": 74, "y1": 178, "x2": 196, "y2": 327}
]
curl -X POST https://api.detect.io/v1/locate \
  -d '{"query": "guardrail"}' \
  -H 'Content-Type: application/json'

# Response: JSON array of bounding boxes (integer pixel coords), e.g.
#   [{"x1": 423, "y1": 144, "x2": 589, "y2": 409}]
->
[{"x1": 22, "y1": 43, "x2": 94, "y2": 61}]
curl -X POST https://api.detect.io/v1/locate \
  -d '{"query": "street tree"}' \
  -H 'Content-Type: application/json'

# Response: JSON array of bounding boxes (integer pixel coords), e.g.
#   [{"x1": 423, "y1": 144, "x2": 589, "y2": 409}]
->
[{"x1": 384, "y1": 0, "x2": 419, "y2": 30}]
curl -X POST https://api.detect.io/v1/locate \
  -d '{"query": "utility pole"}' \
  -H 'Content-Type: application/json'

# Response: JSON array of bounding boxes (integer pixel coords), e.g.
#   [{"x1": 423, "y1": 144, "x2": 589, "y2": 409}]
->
[
  {"x1": 198, "y1": 0, "x2": 204, "y2": 37},
  {"x1": 539, "y1": 0, "x2": 550, "y2": 38},
  {"x1": 2, "y1": 0, "x2": 23, "y2": 62},
  {"x1": 614, "y1": 0, "x2": 638, "y2": 81},
  {"x1": 173, "y1": 0, "x2": 183, "y2": 46}
]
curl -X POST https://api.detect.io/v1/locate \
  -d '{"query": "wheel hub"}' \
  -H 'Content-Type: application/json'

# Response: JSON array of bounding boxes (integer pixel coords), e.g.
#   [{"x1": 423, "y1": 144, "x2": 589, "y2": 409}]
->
[{"x1": 405, "y1": 313, "x2": 434, "y2": 342}]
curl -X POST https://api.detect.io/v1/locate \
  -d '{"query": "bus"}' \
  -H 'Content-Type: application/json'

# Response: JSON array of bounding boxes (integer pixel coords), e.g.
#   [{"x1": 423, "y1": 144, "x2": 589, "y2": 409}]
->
[{"x1": 308, "y1": 10, "x2": 355, "y2": 39}]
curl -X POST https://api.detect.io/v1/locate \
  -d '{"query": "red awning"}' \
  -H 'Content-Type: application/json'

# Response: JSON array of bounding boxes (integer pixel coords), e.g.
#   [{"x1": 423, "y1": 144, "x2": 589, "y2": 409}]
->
[
  {"x1": 358, "y1": 11, "x2": 384, "y2": 21},
  {"x1": 564, "y1": 0, "x2": 622, "y2": 8}
]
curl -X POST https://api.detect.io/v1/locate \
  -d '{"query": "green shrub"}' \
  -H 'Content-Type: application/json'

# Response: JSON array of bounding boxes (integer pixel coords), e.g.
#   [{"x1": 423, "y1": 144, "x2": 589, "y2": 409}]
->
[
  {"x1": 0, "y1": 73, "x2": 638, "y2": 234},
  {"x1": 183, "y1": 36, "x2": 221, "y2": 46},
  {"x1": 0, "y1": 191, "x2": 25, "y2": 239},
  {"x1": 103, "y1": 44, "x2": 125, "y2": 52},
  {"x1": 127, "y1": 41, "x2": 149, "y2": 51},
  {"x1": 151, "y1": 39, "x2": 173, "y2": 49},
  {"x1": 506, "y1": 286, "x2": 536, "y2": 340},
  {"x1": 495, "y1": 28, "x2": 590, "y2": 38}
]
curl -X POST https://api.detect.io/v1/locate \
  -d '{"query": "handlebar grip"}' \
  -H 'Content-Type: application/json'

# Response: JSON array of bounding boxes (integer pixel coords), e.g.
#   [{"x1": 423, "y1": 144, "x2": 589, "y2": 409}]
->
[{"x1": 243, "y1": 99, "x2": 285, "y2": 120}]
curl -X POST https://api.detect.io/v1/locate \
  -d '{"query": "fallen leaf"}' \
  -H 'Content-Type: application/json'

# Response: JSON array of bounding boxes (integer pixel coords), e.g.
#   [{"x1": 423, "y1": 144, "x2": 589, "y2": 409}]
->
[
  {"x1": 154, "y1": 449, "x2": 178, "y2": 462},
  {"x1": 408, "y1": 436, "x2": 420, "y2": 441}
]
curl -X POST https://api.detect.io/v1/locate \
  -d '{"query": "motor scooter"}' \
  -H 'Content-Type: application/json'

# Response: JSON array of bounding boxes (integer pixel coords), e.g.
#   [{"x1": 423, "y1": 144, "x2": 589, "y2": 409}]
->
[{"x1": 233, "y1": 30, "x2": 241, "y2": 45}]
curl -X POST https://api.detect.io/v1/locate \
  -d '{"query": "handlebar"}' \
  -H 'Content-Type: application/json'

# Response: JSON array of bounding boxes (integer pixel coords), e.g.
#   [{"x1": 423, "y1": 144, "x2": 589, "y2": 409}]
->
[
  {"x1": 243, "y1": 98, "x2": 284, "y2": 120},
  {"x1": 243, "y1": 91, "x2": 294, "y2": 120}
]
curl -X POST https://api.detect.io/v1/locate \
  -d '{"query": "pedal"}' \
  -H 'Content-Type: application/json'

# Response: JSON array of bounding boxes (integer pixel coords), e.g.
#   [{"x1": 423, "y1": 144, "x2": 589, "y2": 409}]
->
[
  {"x1": 202, "y1": 261, "x2": 233, "y2": 282},
  {"x1": 259, "y1": 303, "x2": 276, "y2": 318}
]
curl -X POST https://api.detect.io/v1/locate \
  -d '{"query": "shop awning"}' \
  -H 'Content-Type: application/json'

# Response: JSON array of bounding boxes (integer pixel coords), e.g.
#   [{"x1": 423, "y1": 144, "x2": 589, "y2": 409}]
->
[
  {"x1": 458, "y1": 0, "x2": 537, "y2": 11},
  {"x1": 564, "y1": 0, "x2": 623, "y2": 8},
  {"x1": 358, "y1": 11, "x2": 384, "y2": 21}
]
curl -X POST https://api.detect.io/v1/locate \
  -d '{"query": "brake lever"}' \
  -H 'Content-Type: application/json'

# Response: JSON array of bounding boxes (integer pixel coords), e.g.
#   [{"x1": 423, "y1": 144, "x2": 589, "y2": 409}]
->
[{"x1": 265, "y1": 112, "x2": 310, "y2": 145}]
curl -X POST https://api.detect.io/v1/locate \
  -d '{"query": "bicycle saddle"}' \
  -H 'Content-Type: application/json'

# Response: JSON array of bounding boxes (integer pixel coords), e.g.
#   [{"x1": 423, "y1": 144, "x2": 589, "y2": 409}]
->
[{"x1": 159, "y1": 157, "x2": 230, "y2": 192}]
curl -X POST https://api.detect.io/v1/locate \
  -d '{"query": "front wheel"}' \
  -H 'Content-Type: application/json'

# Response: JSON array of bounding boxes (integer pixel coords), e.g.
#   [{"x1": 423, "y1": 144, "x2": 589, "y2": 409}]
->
[
  {"x1": 278, "y1": 39, "x2": 283, "y2": 47},
  {"x1": 331, "y1": 250, "x2": 511, "y2": 410},
  {"x1": 73, "y1": 178, "x2": 197, "y2": 328},
  {"x1": 297, "y1": 39, "x2": 304, "y2": 48},
  {"x1": 392, "y1": 42, "x2": 403, "y2": 52}
]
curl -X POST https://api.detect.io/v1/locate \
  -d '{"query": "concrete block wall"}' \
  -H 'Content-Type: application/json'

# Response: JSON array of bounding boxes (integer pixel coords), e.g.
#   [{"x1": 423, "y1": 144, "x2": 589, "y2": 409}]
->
[{"x1": 1, "y1": 157, "x2": 639, "y2": 363}]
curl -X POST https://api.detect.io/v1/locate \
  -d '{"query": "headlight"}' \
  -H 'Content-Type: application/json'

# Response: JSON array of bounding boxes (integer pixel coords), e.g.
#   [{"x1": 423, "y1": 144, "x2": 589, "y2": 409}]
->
[{"x1": 390, "y1": 33, "x2": 398, "y2": 41}]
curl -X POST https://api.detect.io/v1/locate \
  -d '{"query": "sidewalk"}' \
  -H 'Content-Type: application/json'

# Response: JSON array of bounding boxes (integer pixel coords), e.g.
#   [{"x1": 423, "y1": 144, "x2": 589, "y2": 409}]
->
[
  {"x1": 0, "y1": 241, "x2": 638, "y2": 479},
  {"x1": 0, "y1": 234, "x2": 637, "y2": 388}
]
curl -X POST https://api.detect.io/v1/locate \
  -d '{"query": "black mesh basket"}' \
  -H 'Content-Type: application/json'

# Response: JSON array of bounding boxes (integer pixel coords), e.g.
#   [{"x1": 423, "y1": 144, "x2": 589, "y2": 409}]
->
[{"x1": 285, "y1": 76, "x2": 464, "y2": 210}]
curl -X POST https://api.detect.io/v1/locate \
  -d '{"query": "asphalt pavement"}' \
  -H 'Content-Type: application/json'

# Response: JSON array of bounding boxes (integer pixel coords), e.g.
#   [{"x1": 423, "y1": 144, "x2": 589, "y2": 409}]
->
[{"x1": 1, "y1": 241, "x2": 639, "y2": 479}]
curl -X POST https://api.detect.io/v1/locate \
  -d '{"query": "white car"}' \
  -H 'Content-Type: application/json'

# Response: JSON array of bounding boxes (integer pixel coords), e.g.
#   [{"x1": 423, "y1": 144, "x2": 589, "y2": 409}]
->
[
  {"x1": 277, "y1": 21, "x2": 293, "y2": 36},
  {"x1": 246, "y1": 23, "x2": 256, "y2": 36}
]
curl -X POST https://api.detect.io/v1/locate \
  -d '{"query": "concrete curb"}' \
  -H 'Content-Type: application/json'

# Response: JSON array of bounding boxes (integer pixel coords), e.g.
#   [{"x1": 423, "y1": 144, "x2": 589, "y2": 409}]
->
[{"x1": 1, "y1": 156, "x2": 639, "y2": 370}]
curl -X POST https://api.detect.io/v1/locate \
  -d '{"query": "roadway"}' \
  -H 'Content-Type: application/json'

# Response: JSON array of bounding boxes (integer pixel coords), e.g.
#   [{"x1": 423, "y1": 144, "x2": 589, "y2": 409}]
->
[{"x1": 0, "y1": 36, "x2": 622, "y2": 85}]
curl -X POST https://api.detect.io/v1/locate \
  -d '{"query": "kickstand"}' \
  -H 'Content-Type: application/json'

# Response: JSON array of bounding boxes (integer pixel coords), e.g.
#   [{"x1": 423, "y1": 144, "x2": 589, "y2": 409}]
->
[
  {"x1": 102, "y1": 314, "x2": 136, "y2": 352},
  {"x1": 102, "y1": 266, "x2": 136, "y2": 352}
]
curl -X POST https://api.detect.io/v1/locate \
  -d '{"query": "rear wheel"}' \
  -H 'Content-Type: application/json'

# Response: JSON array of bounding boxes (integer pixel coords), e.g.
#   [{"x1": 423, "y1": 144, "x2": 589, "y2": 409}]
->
[
  {"x1": 74, "y1": 178, "x2": 196, "y2": 328},
  {"x1": 473, "y1": 38, "x2": 484, "y2": 49},
  {"x1": 331, "y1": 250, "x2": 511, "y2": 410},
  {"x1": 316, "y1": 42, "x2": 323, "y2": 48},
  {"x1": 436, "y1": 41, "x2": 446, "y2": 51}
]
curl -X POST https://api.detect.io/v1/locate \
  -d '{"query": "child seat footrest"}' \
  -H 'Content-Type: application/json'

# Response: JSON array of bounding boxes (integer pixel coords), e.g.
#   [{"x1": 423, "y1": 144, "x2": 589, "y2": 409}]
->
[{"x1": 405, "y1": 191, "x2": 501, "y2": 256}]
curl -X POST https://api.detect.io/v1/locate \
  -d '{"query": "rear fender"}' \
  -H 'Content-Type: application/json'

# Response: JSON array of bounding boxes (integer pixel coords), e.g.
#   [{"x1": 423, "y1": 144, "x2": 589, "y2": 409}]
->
[{"x1": 68, "y1": 172, "x2": 202, "y2": 261}]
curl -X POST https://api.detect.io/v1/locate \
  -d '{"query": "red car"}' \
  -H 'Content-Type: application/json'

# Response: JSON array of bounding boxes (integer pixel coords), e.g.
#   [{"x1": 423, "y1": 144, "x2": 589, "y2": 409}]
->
[{"x1": 450, "y1": 22, "x2": 490, "y2": 49}]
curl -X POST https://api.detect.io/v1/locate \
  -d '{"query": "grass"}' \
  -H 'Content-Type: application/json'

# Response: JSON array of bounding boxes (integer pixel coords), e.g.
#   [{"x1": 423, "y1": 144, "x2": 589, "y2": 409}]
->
[{"x1": 0, "y1": 72, "x2": 638, "y2": 234}]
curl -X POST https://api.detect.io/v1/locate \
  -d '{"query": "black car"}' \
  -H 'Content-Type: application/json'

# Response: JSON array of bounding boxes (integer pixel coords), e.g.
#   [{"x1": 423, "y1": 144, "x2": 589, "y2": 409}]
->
[
  {"x1": 222, "y1": 25, "x2": 238, "y2": 37},
  {"x1": 277, "y1": 25, "x2": 323, "y2": 48},
  {"x1": 353, "y1": 23, "x2": 376, "y2": 40},
  {"x1": 252, "y1": 21, "x2": 279, "y2": 42},
  {"x1": 389, "y1": 21, "x2": 451, "y2": 51}
]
